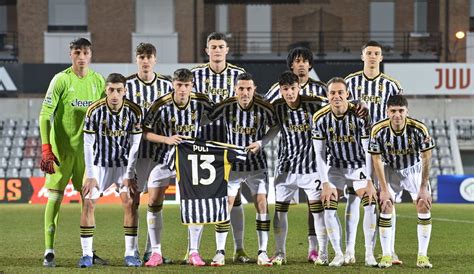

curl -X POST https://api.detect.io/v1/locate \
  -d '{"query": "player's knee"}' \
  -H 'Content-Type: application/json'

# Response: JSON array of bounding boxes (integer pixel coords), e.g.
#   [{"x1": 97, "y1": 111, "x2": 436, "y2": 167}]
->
[
  {"x1": 82, "y1": 199, "x2": 95, "y2": 213},
  {"x1": 254, "y1": 195, "x2": 267, "y2": 213},
  {"x1": 233, "y1": 193, "x2": 242, "y2": 207},
  {"x1": 416, "y1": 200, "x2": 430, "y2": 213}
]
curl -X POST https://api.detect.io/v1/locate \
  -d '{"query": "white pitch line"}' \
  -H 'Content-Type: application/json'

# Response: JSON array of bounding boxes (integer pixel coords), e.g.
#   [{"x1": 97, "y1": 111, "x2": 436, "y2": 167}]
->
[{"x1": 396, "y1": 215, "x2": 474, "y2": 224}]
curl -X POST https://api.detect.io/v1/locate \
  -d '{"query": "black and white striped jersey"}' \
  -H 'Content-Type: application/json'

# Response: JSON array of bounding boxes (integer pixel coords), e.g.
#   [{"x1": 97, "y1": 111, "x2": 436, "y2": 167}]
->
[
  {"x1": 83, "y1": 98, "x2": 142, "y2": 167},
  {"x1": 209, "y1": 96, "x2": 276, "y2": 172},
  {"x1": 273, "y1": 95, "x2": 326, "y2": 174},
  {"x1": 143, "y1": 92, "x2": 213, "y2": 165},
  {"x1": 312, "y1": 104, "x2": 371, "y2": 168},
  {"x1": 368, "y1": 117, "x2": 435, "y2": 170},
  {"x1": 264, "y1": 77, "x2": 327, "y2": 103},
  {"x1": 345, "y1": 71, "x2": 403, "y2": 124},
  {"x1": 175, "y1": 139, "x2": 246, "y2": 224},
  {"x1": 191, "y1": 63, "x2": 245, "y2": 142},
  {"x1": 125, "y1": 73, "x2": 173, "y2": 159}
]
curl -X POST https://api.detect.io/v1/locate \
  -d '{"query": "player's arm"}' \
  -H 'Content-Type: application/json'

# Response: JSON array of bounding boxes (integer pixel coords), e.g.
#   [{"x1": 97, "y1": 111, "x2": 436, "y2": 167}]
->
[
  {"x1": 143, "y1": 128, "x2": 182, "y2": 145},
  {"x1": 124, "y1": 131, "x2": 142, "y2": 195},
  {"x1": 83, "y1": 132, "x2": 98, "y2": 197},
  {"x1": 369, "y1": 133, "x2": 391, "y2": 212},
  {"x1": 246, "y1": 125, "x2": 279, "y2": 154},
  {"x1": 362, "y1": 137, "x2": 376, "y2": 204},
  {"x1": 313, "y1": 138, "x2": 337, "y2": 207},
  {"x1": 418, "y1": 146, "x2": 433, "y2": 210},
  {"x1": 39, "y1": 74, "x2": 64, "y2": 174}
]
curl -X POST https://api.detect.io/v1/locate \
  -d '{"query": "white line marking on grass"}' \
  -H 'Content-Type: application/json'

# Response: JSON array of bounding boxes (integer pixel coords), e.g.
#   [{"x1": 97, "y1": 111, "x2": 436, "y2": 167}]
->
[{"x1": 397, "y1": 215, "x2": 474, "y2": 224}]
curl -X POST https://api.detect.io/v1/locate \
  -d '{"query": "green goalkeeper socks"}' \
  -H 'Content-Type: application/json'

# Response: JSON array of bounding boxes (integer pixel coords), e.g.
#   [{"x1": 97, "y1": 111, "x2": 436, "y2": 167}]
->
[{"x1": 44, "y1": 191, "x2": 63, "y2": 250}]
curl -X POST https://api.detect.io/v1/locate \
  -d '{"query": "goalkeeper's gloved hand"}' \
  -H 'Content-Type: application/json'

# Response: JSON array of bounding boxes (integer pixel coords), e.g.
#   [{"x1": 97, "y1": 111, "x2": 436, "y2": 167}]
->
[{"x1": 40, "y1": 144, "x2": 60, "y2": 174}]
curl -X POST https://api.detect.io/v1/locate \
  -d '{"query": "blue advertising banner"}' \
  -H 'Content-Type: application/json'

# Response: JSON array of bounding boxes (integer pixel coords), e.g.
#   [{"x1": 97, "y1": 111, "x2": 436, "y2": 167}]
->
[{"x1": 437, "y1": 175, "x2": 474, "y2": 203}]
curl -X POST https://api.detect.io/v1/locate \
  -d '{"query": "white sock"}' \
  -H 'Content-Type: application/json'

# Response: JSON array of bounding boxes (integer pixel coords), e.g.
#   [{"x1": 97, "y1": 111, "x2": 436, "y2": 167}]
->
[
  {"x1": 144, "y1": 233, "x2": 152, "y2": 254},
  {"x1": 188, "y1": 225, "x2": 203, "y2": 253},
  {"x1": 379, "y1": 213, "x2": 393, "y2": 256},
  {"x1": 391, "y1": 206, "x2": 397, "y2": 254},
  {"x1": 324, "y1": 205, "x2": 343, "y2": 256},
  {"x1": 147, "y1": 210, "x2": 163, "y2": 254},
  {"x1": 417, "y1": 212, "x2": 432, "y2": 256},
  {"x1": 216, "y1": 232, "x2": 228, "y2": 251},
  {"x1": 81, "y1": 237, "x2": 93, "y2": 257},
  {"x1": 273, "y1": 209, "x2": 288, "y2": 254},
  {"x1": 344, "y1": 194, "x2": 360, "y2": 253},
  {"x1": 125, "y1": 235, "x2": 138, "y2": 257},
  {"x1": 256, "y1": 213, "x2": 269, "y2": 251},
  {"x1": 363, "y1": 204, "x2": 377, "y2": 254},
  {"x1": 313, "y1": 211, "x2": 328, "y2": 255},
  {"x1": 231, "y1": 205, "x2": 245, "y2": 251}
]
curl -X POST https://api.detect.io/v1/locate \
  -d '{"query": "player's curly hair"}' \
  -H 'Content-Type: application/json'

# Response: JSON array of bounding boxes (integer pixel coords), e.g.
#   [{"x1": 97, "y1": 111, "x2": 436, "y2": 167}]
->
[
  {"x1": 278, "y1": 71, "x2": 299, "y2": 86},
  {"x1": 286, "y1": 47, "x2": 313, "y2": 71},
  {"x1": 136, "y1": 43, "x2": 156, "y2": 56}
]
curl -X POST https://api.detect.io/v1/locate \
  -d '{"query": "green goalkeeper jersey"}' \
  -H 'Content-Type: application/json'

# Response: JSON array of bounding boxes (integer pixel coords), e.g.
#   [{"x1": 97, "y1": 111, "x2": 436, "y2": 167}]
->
[{"x1": 39, "y1": 67, "x2": 105, "y2": 155}]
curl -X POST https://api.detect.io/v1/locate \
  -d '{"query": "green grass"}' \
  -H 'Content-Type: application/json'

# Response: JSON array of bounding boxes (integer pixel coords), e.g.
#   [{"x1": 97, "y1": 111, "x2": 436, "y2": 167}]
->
[{"x1": 0, "y1": 203, "x2": 473, "y2": 273}]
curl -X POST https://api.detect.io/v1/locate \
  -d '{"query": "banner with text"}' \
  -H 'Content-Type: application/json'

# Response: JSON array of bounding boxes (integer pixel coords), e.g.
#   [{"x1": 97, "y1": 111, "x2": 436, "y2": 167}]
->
[{"x1": 437, "y1": 175, "x2": 474, "y2": 203}]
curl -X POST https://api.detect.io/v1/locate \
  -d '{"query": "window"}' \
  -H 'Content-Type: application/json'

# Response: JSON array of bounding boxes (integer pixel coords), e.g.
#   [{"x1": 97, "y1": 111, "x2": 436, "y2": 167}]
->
[
  {"x1": 414, "y1": 0, "x2": 427, "y2": 33},
  {"x1": 48, "y1": 0, "x2": 87, "y2": 32}
]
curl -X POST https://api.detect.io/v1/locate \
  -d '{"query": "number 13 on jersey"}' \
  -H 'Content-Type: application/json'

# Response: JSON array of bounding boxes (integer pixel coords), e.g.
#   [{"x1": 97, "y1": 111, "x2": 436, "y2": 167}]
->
[{"x1": 187, "y1": 154, "x2": 216, "y2": 185}]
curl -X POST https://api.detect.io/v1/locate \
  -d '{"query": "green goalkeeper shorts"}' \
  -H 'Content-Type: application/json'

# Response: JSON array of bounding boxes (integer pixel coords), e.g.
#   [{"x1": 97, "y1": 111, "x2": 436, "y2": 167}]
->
[{"x1": 44, "y1": 153, "x2": 85, "y2": 192}]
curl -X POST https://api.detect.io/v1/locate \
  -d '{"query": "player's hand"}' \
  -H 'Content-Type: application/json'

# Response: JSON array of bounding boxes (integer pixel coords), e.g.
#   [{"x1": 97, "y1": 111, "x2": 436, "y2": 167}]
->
[
  {"x1": 123, "y1": 178, "x2": 139, "y2": 197},
  {"x1": 40, "y1": 144, "x2": 60, "y2": 174},
  {"x1": 379, "y1": 189, "x2": 392, "y2": 212},
  {"x1": 365, "y1": 180, "x2": 377, "y2": 205},
  {"x1": 354, "y1": 101, "x2": 369, "y2": 117},
  {"x1": 165, "y1": 135, "x2": 183, "y2": 145},
  {"x1": 416, "y1": 185, "x2": 432, "y2": 211},
  {"x1": 82, "y1": 178, "x2": 98, "y2": 198},
  {"x1": 321, "y1": 182, "x2": 337, "y2": 208},
  {"x1": 246, "y1": 141, "x2": 261, "y2": 154}
]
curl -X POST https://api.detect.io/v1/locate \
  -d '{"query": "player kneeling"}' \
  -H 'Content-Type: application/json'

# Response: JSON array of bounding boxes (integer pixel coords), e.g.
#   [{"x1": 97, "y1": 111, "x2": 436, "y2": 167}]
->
[{"x1": 79, "y1": 73, "x2": 143, "y2": 268}]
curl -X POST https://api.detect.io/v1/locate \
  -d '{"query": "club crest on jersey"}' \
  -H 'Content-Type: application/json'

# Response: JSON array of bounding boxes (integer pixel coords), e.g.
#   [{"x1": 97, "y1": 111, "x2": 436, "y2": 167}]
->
[
  {"x1": 357, "y1": 86, "x2": 363, "y2": 91},
  {"x1": 348, "y1": 122, "x2": 356, "y2": 131},
  {"x1": 191, "y1": 111, "x2": 197, "y2": 121},
  {"x1": 135, "y1": 92, "x2": 141, "y2": 97},
  {"x1": 227, "y1": 77, "x2": 232, "y2": 86},
  {"x1": 385, "y1": 141, "x2": 392, "y2": 147},
  {"x1": 171, "y1": 117, "x2": 176, "y2": 123},
  {"x1": 378, "y1": 84, "x2": 385, "y2": 91}
]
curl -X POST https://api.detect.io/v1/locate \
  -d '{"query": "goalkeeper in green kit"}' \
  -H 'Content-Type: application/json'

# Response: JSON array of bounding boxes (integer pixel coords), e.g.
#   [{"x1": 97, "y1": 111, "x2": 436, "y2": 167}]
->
[{"x1": 39, "y1": 38, "x2": 105, "y2": 267}]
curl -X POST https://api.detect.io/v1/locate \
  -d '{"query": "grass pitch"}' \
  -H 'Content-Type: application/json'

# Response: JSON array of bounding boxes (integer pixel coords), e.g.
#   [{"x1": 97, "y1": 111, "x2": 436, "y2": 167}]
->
[{"x1": 0, "y1": 203, "x2": 473, "y2": 273}]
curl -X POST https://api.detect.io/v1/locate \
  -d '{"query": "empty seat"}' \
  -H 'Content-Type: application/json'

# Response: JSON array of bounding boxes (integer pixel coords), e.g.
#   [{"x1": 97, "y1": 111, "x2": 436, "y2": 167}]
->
[
  {"x1": 2, "y1": 128, "x2": 14, "y2": 137},
  {"x1": 0, "y1": 147, "x2": 10, "y2": 158},
  {"x1": 441, "y1": 167, "x2": 455, "y2": 175},
  {"x1": 429, "y1": 168, "x2": 441, "y2": 178},
  {"x1": 431, "y1": 148, "x2": 438, "y2": 158},
  {"x1": 25, "y1": 137, "x2": 39, "y2": 147},
  {"x1": 19, "y1": 168, "x2": 32, "y2": 177},
  {"x1": 6, "y1": 168, "x2": 18, "y2": 177},
  {"x1": 29, "y1": 118, "x2": 39, "y2": 128},
  {"x1": 32, "y1": 168, "x2": 44, "y2": 177},
  {"x1": 432, "y1": 119, "x2": 446, "y2": 129},
  {"x1": 431, "y1": 158, "x2": 439, "y2": 167},
  {"x1": 8, "y1": 157, "x2": 21, "y2": 169},
  {"x1": 17, "y1": 119, "x2": 29, "y2": 128},
  {"x1": 21, "y1": 158, "x2": 34, "y2": 168},
  {"x1": 23, "y1": 147, "x2": 36, "y2": 158},
  {"x1": 10, "y1": 147, "x2": 23, "y2": 158},
  {"x1": 0, "y1": 157, "x2": 8, "y2": 168},
  {"x1": 440, "y1": 157, "x2": 454, "y2": 167},
  {"x1": 438, "y1": 147, "x2": 451, "y2": 157},
  {"x1": 27, "y1": 127, "x2": 39, "y2": 137},
  {"x1": 3, "y1": 118, "x2": 16, "y2": 128},
  {"x1": 0, "y1": 137, "x2": 12, "y2": 147},
  {"x1": 14, "y1": 128, "x2": 27, "y2": 137},
  {"x1": 0, "y1": 168, "x2": 5, "y2": 178},
  {"x1": 435, "y1": 137, "x2": 449, "y2": 147},
  {"x1": 34, "y1": 157, "x2": 42, "y2": 168},
  {"x1": 11, "y1": 137, "x2": 25, "y2": 147},
  {"x1": 434, "y1": 128, "x2": 447, "y2": 137}
]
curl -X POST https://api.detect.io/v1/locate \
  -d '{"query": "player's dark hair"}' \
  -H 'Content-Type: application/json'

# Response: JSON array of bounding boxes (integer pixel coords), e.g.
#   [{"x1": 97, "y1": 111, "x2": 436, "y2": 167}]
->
[
  {"x1": 236, "y1": 72, "x2": 254, "y2": 82},
  {"x1": 173, "y1": 68, "x2": 194, "y2": 82},
  {"x1": 327, "y1": 77, "x2": 348, "y2": 89},
  {"x1": 362, "y1": 40, "x2": 383, "y2": 51},
  {"x1": 206, "y1": 32, "x2": 228, "y2": 45},
  {"x1": 136, "y1": 43, "x2": 156, "y2": 56},
  {"x1": 69, "y1": 38, "x2": 91, "y2": 50},
  {"x1": 278, "y1": 71, "x2": 299, "y2": 86},
  {"x1": 387, "y1": 95, "x2": 408, "y2": 108},
  {"x1": 106, "y1": 73, "x2": 126, "y2": 86},
  {"x1": 286, "y1": 47, "x2": 313, "y2": 71}
]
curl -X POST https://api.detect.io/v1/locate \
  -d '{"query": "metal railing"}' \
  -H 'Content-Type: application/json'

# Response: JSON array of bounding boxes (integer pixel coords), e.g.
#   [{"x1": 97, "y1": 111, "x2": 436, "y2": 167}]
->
[
  {"x1": 204, "y1": 31, "x2": 442, "y2": 60},
  {"x1": 0, "y1": 32, "x2": 18, "y2": 62}
]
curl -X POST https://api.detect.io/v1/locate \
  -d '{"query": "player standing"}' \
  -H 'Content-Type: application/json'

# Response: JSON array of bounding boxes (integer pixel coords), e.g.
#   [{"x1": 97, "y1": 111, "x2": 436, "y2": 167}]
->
[
  {"x1": 191, "y1": 32, "x2": 250, "y2": 263},
  {"x1": 344, "y1": 40, "x2": 403, "y2": 264},
  {"x1": 125, "y1": 43, "x2": 173, "y2": 264},
  {"x1": 79, "y1": 73, "x2": 142, "y2": 267},
  {"x1": 39, "y1": 38, "x2": 105, "y2": 267},
  {"x1": 312, "y1": 77, "x2": 377, "y2": 267},
  {"x1": 142, "y1": 68, "x2": 213, "y2": 266},
  {"x1": 369, "y1": 95, "x2": 434, "y2": 269}
]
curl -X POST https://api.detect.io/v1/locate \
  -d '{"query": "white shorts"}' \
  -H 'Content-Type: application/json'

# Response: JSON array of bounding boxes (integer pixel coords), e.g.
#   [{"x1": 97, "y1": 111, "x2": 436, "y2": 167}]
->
[
  {"x1": 135, "y1": 157, "x2": 155, "y2": 192},
  {"x1": 384, "y1": 162, "x2": 431, "y2": 201},
  {"x1": 85, "y1": 166, "x2": 136, "y2": 200},
  {"x1": 328, "y1": 166, "x2": 369, "y2": 191},
  {"x1": 228, "y1": 170, "x2": 268, "y2": 197},
  {"x1": 274, "y1": 171, "x2": 321, "y2": 202},
  {"x1": 148, "y1": 163, "x2": 176, "y2": 188}
]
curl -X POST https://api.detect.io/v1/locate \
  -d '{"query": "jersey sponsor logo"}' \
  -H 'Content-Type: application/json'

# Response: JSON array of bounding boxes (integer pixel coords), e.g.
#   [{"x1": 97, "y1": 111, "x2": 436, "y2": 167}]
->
[
  {"x1": 175, "y1": 124, "x2": 196, "y2": 133},
  {"x1": 71, "y1": 99, "x2": 93, "y2": 107},
  {"x1": 0, "y1": 67, "x2": 17, "y2": 91},
  {"x1": 331, "y1": 135, "x2": 356, "y2": 143},
  {"x1": 232, "y1": 125, "x2": 256, "y2": 135},
  {"x1": 101, "y1": 128, "x2": 126, "y2": 137},
  {"x1": 360, "y1": 94, "x2": 382, "y2": 104},
  {"x1": 207, "y1": 87, "x2": 230, "y2": 98},
  {"x1": 288, "y1": 123, "x2": 310, "y2": 132}
]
